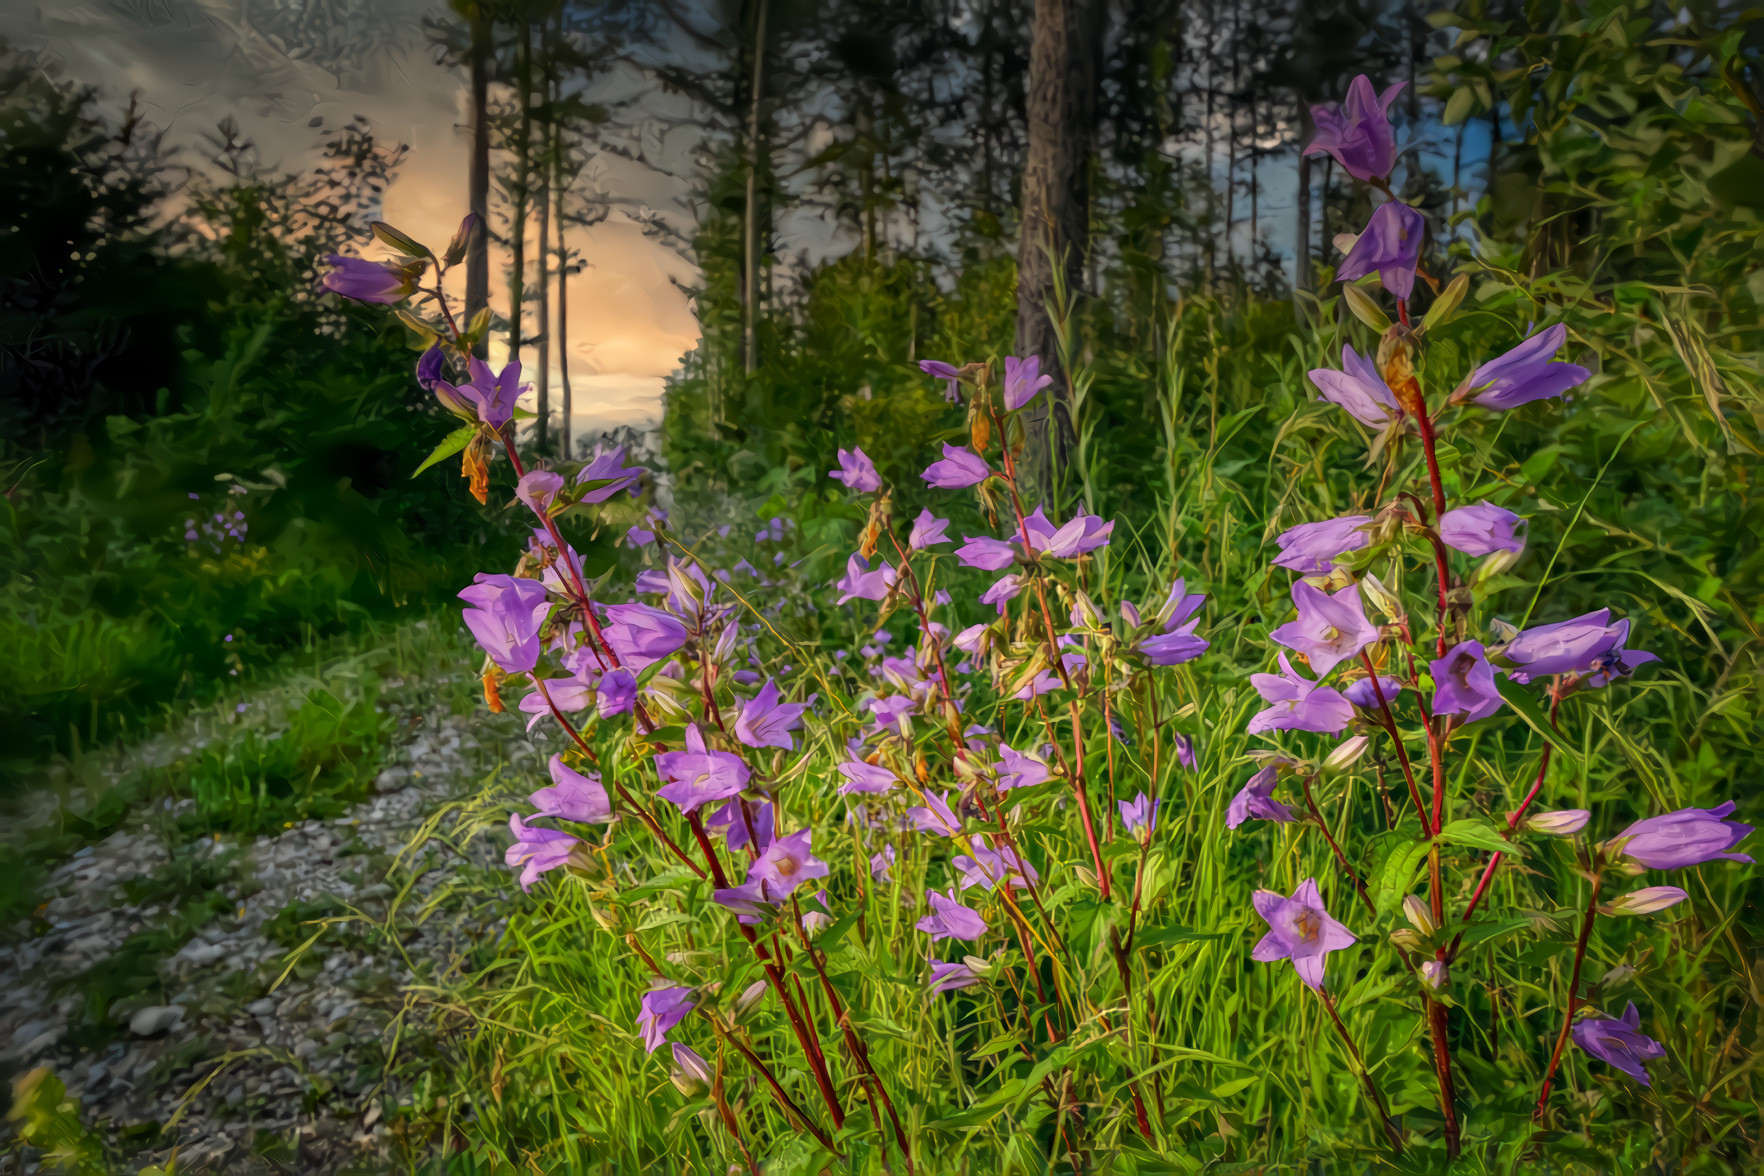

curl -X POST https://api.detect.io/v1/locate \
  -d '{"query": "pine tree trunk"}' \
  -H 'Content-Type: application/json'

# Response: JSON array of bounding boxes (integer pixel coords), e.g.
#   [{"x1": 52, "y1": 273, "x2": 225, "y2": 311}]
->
[
  {"x1": 534, "y1": 146, "x2": 550, "y2": 454},
  {"x1": 553, "y1": 60, "x2": 572, "y2": 462},
  {"x1": 508, "y1": 22, "x2": 532, "y2": 376},
  {"x1": 465, "y1": 4, "x2": 491, "y2": 356},
  {"x1": 742, "y1": 0, "x2": 769, "y2": 376},
  {"x1": 1015, "y1": 0, "x2": 1097, "y2": 495},
  {"x1": 1295, "y1": 101, "x2": 1313, "y2": 295}
]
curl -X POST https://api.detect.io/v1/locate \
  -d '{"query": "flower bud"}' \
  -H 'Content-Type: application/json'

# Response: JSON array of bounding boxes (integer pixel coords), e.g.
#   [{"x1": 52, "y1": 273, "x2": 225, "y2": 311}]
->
[
  {"x1": 1475, "y1": 547, "x2": 1524, "y2": 580},
  {"x1": 669, "y1": 1043, "x2": 712, "y2": 1095},
  {"x1": 1605, "y1": 886, "x2": 1689, "y2": 917},
  {"x1": 1357, "y1": 572, "x2": 1404, "y2": 623},
  {"x1": 1388, "y1": 929, "x2": 1424, "y2": 952},
  {"x1": 1069, "y1": 591, "x2": 1103, "y2": 630},
  {"x1": 1402, "y1": 895, "x2": 1435, "y2": 937},
  {"x1": 1119, "y1": 600, "x2": 1142, "y2": 629},
  {"x1": 1421, "y1": 960, "x2": 1448, "y2": 991},
  {"x1": 733, "y1": 981, "x2": 768, "y2": 1020},
  {"x1": 1322, "y1": 735, "x2": 1370, "y2": 773},
  {"x1": 1525, "y1": 809, "x2": 1590, "y2": 836}
]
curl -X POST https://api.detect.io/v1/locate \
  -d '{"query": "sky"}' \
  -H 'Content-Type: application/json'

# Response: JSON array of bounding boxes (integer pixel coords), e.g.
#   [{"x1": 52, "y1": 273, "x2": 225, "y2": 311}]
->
[{"x1": 2, "y1": 0, "x2": 701, "y2": 437}]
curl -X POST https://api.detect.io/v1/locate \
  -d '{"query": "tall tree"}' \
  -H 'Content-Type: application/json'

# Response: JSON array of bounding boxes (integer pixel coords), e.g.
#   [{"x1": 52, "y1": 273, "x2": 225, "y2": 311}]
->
[
  {"x1": 463, "y1": 1, "x2": 493, "y2": 353},
  {"x1": 1015, "y1": 0, "x2": 1099, "y2": 487}
]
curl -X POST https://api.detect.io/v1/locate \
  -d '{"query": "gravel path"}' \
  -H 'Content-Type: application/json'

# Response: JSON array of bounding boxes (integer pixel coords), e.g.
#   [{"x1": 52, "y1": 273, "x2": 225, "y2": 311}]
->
[{"x1": 1, "y1": 687, "x2": 527, "y2": 1174}]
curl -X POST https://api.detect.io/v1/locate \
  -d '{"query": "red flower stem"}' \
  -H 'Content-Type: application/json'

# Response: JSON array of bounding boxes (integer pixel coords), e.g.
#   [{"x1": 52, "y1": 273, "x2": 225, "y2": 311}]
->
[
  {"x1": 989, "y1": 408, "x2": 1110, "y2": 901},
  {"x1": 1360, "y1": 652, "x2": 1431, "y2": 835},
  {"x1": 1534, "y1": 875, "x2": 1603, "y2": 1121},
  {"x1": 532, "y1": 677, "x2": 701, "y2": 877},
  {"x1": 687, "y1": 814, "x2": 845, "y2": 1130},
  {"x1": 1298, "y1": 773, "x2": 1376, "y2": 917},
  {"x1": 1450, "y1": 694, "x2": 1563, "y2": 959},
  {"x1": 789, "y1": 902, "x2": 916, "y2": 1174},
  {"x1": 716, "y1": 1025, "x2": 841, "y2": 1154},
  {"x1": 1318, "y1": 987, "x2": 1405, "y2": 1155}
]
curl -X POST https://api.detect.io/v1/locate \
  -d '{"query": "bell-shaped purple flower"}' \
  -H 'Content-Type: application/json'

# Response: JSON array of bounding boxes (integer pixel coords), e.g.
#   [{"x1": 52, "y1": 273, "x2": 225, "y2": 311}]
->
[
  {"x1": 922, "y1": 443, "x2": 991, "y2": 489},
  {"x1": 1174, "y1": 734, "x2": 1197, "y2": 769},
  {"x1": 636, "y1": 986, "x2": 695, "y2": 1054},
  {"x1": 505, "y1": 814, "x2": 578, "y2": 892},
  {"x1": 532, "y1": 755, "x2": 612, "y2": 824},
  {"x1": 441, "y1": 357, "x2": 524, "y2": 431},
  {"x1": 655, "y1": 724, "x2": 751, "y2": 814},
  {"x1": 516, "y1": 469, "x2": 566, "y2": 519},
  {"x1": 1273, "y1": 515, "x2": 1374, "y2": 575},
  {"x1": 830, "y1": 447, "x2": 882, "y2": 492},
  {"x1": 1609, "y1": 802, "x2": 1753, "y2": 870},
  {"x1": 602, "y1": 603, "x2": 690, "y2": 672},
  {"x1": 1021, "y1": 505, "x2": 1114, "y2": 558},
  {"x1": 1337, "y1": 201, "x2": 1425, "y2": 301},
  {"x1": 1342, "y1": 674, "x2": 1405, "y2": 709},
  {"x1": 1572, "y1": 1003, "x2": 1666, "y2": 1087},
  {"x1": 1250, "y1": 878, "x2": 1358, "y2": 992},
  {"x1": 1118, "y1": 792, "x2": 1159, "y2": 839},
  {"x1": 1138, "y1": 579, "x2": 1209, "y2": 666},
  {"x1": 1270, "y1": 581, "x2": 1379, "y2": 679},
  {"x1": 837, "y1": 759, "x2": 899, "y2": 794},
  {"x1": 734, "y1": 678, "x2": 813, "y2": 750},
  {"x1": 928, "y1": 958, "x2": 982, "y2": 994},
  {"x1": 979, "y1": 573, "x2": 1023, "y2": 614},
  {"x1": 1439, "y1": 501, "x2": 1525, "y2": 557},
  {"x1": 919, "y1": 360, "x2": 962, "y2": 403},
  {"x1": 1002, "y1": 355, "x2": 1053, "y2": 411},
  {"x1": 578, "y1": 444, "x2": 645, "y2": 503},
  {"x1": 909, "y1": 509, "x2": 951, "y2": 550},
  {"x1": 460, "y1": 574, "x2": 551, "y2": 673},
  {"x1": 870, "y1": 844, "x2": 896, "y2": 882},
  {"x1": 917, "y1": 888, "x2": 989, "y2": 941},
  {"x1": 1502, "y1": 609, "x2": 1626, "y2": 683},
  {"x1": 518, "y1": 675, "x2": 593, "y2": 732},
  {"x1": 1304, "y1": 75, "x2": 1406, "y2": 182},
  {"x1": 1308, "y1": 345, "x2": 1402, "y2": 428},
  {"x1": 1430, "y1": 640, "x2": 1505, "y2": 722},
  {"x1": 955, "y1": 535, "x2": 1018, "y2": 571},
  {"x1": 1226, "y1": 766, "x2": 1300, "y2": 830},
  {"x1": 952, "y1": 842, "x2": 1038, "y2": 891},
  {"x1": 320, "y1": 254, "x2": 420, "y2": 304},
  {"x1": 835, "y1": 554, "x2": 897, "y2": 605},
  {"x1": 596, "y1": 668, "x2": 638, "y2": 717},
  {"x1": 707, "y1": 798, "x2": 774, "y2": 852},
  {"x1": 905, "y1": 790, "x2": 963, "y2": 837},
  {"x1": 1469, "y1": 324, "x2": 1591, "y2": 411},
  {"x1": 994, "y1": 744, "x2": 1052, "y2": 791},
  {"x1": 416, "y1": 345, "x2": 447, "y2": 390},
  {"x1": 1247, "y1": 653, "x2": 1354, "y2": 736},
  {"x1": 749, "y1": 828, "x2": 829, "y2": 898}
]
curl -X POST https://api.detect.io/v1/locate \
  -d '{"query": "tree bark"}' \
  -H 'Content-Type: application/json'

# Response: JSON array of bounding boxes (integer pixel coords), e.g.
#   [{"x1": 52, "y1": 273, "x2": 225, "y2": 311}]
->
[
  {"x1": 553, "y1": 57, "x2": 572, "y2": 462},
  {"x1": 742, "y1": 0, "x2": 769, "y2": 376},
  {"x1": 465, "y1": 4, "x2": 491, "y2": 357},
  {"x1": 1294, "y1": 102, "x2": 1313, "y2": 295},
  {"x1": 509, "y1": 20, "x2": 533, "y2": 375},
  {"x1": 1014, "y1": 0, "x2": 1097, "y2": 495}
]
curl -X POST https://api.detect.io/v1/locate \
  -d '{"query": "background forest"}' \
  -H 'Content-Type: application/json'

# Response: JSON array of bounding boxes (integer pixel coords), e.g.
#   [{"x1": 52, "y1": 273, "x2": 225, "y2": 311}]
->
[{"x1": 3, "y1": 0, "x2": 1762, "y2": 1172}]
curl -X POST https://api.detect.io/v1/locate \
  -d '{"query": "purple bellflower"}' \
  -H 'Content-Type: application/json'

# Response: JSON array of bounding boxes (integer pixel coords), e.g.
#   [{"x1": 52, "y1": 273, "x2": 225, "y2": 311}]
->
[
  {"x1": 838, "y1": 760, "x2": 900, "y2": 794},
  {"x1": 1305, "y1": 75, "x2": 1406, "y2": 182},
  {"x1": 1610, "y1": 802, "x2": 1753, "y2": 870},
  {"x1": 835, "y1": 555, "x2": 897, "y2": 605},
  {"x1": 1002, "y1": 355, "x2": 1053, "y2": 410},
  {"x1": 1468, "y1": 324, "x2": 1591, "y2": 411},
  {"x1": 439, "y1": 358, "x2": 523, "y2": 431},
  {"x1": 928, "y1": 958, "x2": 982, "y2": 994},
  {"x1": 1248, "y1": 654, "x2": 1354, "y2": 736},
  {"x1": 1119, "y1": 792, "x2": 1160, "y2": 839},
  {"x1": 1251, "y1": 878, "x2": 1358, "y2": 991},
  {"x1": 516, "y1": 470, "x2": 565, "y2": 519},
  {"x1": 1572, "y1": 1003, "x2": 1666, "y2": 1087},
  {"x1": 532, "y1": 756, "x2": 612, "y2": 824},
  {"x1": 735, "y1": 678, "x2": 813, "y2": 750},
  {"x1": 602, "y1": 603, "x2": 690, "y2": 672},
  {"x1": 416, "y1": 345, "x2": 446, "y2": 390},
  {"x1": 870, "y1": 845, "x2": 896, "y2": 882},
  {"x1": 636, "y1": 986, "x2": 696, "y2": 1054},
  {"x1": 596, "y1": 668, "x2": 638, "y2": 717},
  {"x1": 831, "y1": 447, "x2": 882, "y2": 492},
  {"x1": 1439, "y1": 501, "x2": 1526, "y2": 557},
  {"x1": 1430, "y1": 640, "x2": 1505, "y2": 722},
  {"x1": 518, "y1": 676, "x2": 592, "y2": 731},
  {"x1": 461, "y1": 575, "x2": 551, "y2": 674},
  {"x1": 1174, "y1": 733, "x2": 1197, "y2": 769},
  {"x1": 1343, "y1": 674, "x2": 1405, "y2": 709},
  {"x1": 956, "y1": 535, "x2": 1019, "y2": 572},
  {"x1": 979, "y1": 573, "x2": 1023, "y2": 613},
  {"x1": 922, "y1": 443, "x2": 991, "y2": 489},
  {"x1": 655, "y1": 724, "x2": 751, "y2": 814},
  {"x1": 994, "y1": 744, "x2": 1053, "y2": 791},
  {"x1": 707, "y1": 799, "x2": 774, "y2": 852},
  {"x1": 1138, "y1": 579, "x2": 1209, "y2": 666},
  {"x1": 505, "y1": 815, "x2": 577, "y2": 892},
  {"x1": 953, "y1": 842, "x2": 1038, "y2": 891},
  {"x1": 1021, "y1": 506, "x2": 1114, "y2": 558},
  {"x1": 1502, "y1": 610, "x2": 1657, "y2": 686},
  {"x1": 1270, "y1": 580, "x2": 1379, "y2": 679},
  {"x1": 910, "y1": 509, "x2": 951, "y2": 549},
  {"x1": 749, "y1": 828, "x2": 829, "y2": 898},
  {"x1": 1308, "y1": 345, "x2": 1402, "y2": 428},
  {"x1": 906, "y1": 790, "x2": 963, "y2": 837},
  {"x1": 917, "y1": 888, "x2": 989, "y2": 941},
  {"x1": 577, "y1": 444, "x2": 645, "y2": 503},
  {"x1": 1337, "y1": 201, "x2": 1425, "y2": 301},
  {"x1": 1273, "y1": 515, "x2": 1374, "y2": 575},
  {"x1": 1227, "y1": 766, "x2": 1300, "y2": 829},
  {"x1": 919, "y1": 360, "x2": 962, "y2": 403},
  {"x1": 321, "y1": 254, "x2": 420, "y2": 304}
]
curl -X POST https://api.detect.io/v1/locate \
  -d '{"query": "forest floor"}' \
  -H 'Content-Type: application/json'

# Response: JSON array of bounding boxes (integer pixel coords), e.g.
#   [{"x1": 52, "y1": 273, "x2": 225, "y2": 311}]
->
[{"x1": 1, "y1": 627, "x2": 526, "y2": 1175}]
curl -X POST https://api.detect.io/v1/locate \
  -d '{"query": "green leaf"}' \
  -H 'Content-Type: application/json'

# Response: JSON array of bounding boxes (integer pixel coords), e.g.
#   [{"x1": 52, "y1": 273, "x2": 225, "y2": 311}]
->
[
  {"x1": 371, "y1": 220, "x2": 428, "y2": 257},
  {"x1": 634, "y1": 908, "x2": 694, "y2": 932},
  {"x1": 1443, "y1": 86, "x2": 1478, "y2": 126},
  {"x1": 1438, "y1": 817, "x2": 1516, "y2": 856},
  {"x1": 1452, "y1": 916, "x2": 1534, "y2": 949},
  {"x1": 1373, "y1": 839, "x2": 1431, "y2": 915},
  {"x1": 412, "y1": 425, "x2": 475, "y2": 477},
  {"x1": 1495, "y1": 676, "x2": 1579, "y2": 762}
]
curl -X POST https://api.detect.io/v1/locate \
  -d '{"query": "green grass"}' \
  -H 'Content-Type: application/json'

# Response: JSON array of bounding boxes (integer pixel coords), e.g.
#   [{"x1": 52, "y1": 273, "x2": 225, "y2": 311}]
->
[{"x1": 383, "y1": 282, "x2": 1760, "y2": 1174}]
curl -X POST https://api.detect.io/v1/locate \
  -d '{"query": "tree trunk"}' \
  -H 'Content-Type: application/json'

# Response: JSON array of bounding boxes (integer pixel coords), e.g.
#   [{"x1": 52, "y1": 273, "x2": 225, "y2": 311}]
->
[
  {"x1": 508, "y1": 22, "x2": 532, "y2": 374},
  {"x1": 553, "y1": 56, "x2": 572, "y2": 462},
  {"x1": 1014, "y1": 0, "x2": 1097, "y2": 495},
  {"x1": 534, "y1": 140, "x2": 550, "y2": 453},
  {"x1": 465, "y1": 4, "x2": 491, "y2": 356},
  {"x1": 742, "y1": 0, "x2": 769, "y2": 376}
]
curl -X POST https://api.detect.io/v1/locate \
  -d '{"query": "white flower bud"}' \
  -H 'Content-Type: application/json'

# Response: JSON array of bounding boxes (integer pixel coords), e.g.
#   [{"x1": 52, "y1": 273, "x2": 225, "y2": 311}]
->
[
  {"x1": 733, "y1": 980, "x2": 768, "y2": 1020},
  {"x1": 1525, "y1": 809, "x2": 1590, "y2": 836},
  {"x1": 1402, "y1": 895, "x2": 1435, "y2": 937},
  {"x1": 1322, "y1": 735, "x2": 1371, "y2": 772},
  {"x1": 1606, "y1": 886, "x2": 1688, "y2": 917}
]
